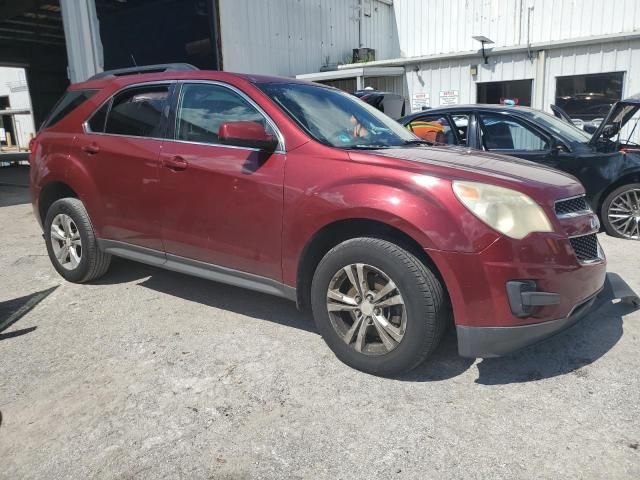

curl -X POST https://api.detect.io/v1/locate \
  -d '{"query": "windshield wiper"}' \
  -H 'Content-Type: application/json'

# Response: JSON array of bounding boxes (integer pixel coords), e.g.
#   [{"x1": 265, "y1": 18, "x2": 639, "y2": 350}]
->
[
  {"x1": 349, "y1": 144, "x2": 392, "y2": 150},
  {"x1": 402, "y1": 139, "x2": 432, "y2": 146}
]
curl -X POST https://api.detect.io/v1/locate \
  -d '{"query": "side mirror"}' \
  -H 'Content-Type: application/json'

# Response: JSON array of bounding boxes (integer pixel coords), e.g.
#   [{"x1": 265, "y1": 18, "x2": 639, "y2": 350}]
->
[
  {"x1": 550, "y1": 138, "x2": 567, "y2": 155},
  {"x1": 218, "y1": 121, "x2": 278, "y2": 151}
]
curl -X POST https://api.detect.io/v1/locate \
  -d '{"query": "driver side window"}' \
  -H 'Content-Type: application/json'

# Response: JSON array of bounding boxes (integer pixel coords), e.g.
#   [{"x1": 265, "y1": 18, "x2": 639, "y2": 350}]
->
[
  {"x1": 478, "y1": 113, "x2": 549, "y2": 151},
  {"x1": 176, "y1": 83, "x2": 273, "y2": 145}
]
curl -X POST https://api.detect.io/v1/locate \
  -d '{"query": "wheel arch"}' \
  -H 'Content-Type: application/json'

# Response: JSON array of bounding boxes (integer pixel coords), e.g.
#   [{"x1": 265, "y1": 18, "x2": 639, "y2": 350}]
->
[
  {"x1": 38, "y1": 181, "x2": 79, "y2": 225},
  {"x1": 596, "y1": 170, "x2": 640, "y2": 214},
  {"x1": 295, "y1": 218, "x2": 448, "y2": 311}
]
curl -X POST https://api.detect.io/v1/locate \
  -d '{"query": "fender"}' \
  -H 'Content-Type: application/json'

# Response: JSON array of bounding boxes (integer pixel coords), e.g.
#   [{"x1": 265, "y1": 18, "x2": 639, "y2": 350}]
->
[
  {"x1": 593, "y1": 163, "x2": 640, "y2": 212},
  {"x1": 281, "y1": 174, "x2": 500, "y2": 287},
  {"x1": 34, "y1": 136, "x2": 104, "y2": 235}
]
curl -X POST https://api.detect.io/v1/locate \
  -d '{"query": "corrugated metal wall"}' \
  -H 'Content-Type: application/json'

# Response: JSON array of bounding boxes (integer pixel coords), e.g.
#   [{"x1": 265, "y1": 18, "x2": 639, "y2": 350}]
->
[
  {"x1": 405, "y1": 51, "x2": 536, "y2": 107},
  {"x1": 395, "y1": 0, "x2": 640, "y2": 58},
  {"x1": 219, "y1": 0, "x2": 399, "y2": 76}
]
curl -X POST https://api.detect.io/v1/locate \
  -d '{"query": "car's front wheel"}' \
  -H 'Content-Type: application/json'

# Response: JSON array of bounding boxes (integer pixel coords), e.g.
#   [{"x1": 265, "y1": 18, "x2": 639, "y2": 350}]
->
[
  {"x1": 311, "y1": 237, "x2": 448, "y2": 376},
  {"x1": 601, "y1": 183, "x2": 640, "y2": 240},
  {"x1": 44, "y1": 198, "x2": 111, "y2": 282}
]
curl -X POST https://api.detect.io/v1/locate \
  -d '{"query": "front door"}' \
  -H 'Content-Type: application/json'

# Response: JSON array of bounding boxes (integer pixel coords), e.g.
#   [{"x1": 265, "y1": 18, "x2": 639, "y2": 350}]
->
[
  {"x1": 158, "y1": 81, "x2": 285, "y2": 280},
  {"x1": 74, "y1": 83, "x2": 172, "y2": 251},
  {"x1": 475, "y1": 111, "x2": 559, "y2": 168}
]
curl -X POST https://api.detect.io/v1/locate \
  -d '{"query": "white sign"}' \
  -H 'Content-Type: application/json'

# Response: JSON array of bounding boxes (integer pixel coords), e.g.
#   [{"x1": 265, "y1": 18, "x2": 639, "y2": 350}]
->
[
  {"x1": 411, "y1": 92, "x2": 430, "y2": 112},
  {"x1": 439, "y1": 90, "x2": 459, "y2": 106},
  {"x1": 0, "y1": 128, "x2": 5, "y2": 142}
]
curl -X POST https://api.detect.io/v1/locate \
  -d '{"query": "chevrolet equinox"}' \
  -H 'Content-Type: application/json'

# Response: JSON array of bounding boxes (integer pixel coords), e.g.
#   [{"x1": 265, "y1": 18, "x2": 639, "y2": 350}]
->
[{"x1": 30, "y1": 64, "x2": 607, "y2": 376}]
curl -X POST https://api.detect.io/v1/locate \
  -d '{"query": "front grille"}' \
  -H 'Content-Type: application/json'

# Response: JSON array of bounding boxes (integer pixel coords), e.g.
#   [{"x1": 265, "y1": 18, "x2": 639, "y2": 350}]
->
[
  {"x1": 569, "y1": 233, "x2": 600, "y2": 262},
  {"x1": 555, "y1": 196, "x2": 590, "y2": 216}
]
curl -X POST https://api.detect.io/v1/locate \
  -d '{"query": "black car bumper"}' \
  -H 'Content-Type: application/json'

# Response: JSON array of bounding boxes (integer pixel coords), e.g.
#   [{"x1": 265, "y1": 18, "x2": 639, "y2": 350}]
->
[{"x1": 456, "y1": 273, "x2": 639, "y2": 358}]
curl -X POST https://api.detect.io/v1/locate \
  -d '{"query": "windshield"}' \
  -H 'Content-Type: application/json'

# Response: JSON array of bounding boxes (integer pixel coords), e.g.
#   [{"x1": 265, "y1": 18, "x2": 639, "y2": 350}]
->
[
  {"x1": 257, "y1": 82, "x2": 417, "y2": 148},
  {"x1": 527, "y1": 109, "x2": 591, "y2": 143}
]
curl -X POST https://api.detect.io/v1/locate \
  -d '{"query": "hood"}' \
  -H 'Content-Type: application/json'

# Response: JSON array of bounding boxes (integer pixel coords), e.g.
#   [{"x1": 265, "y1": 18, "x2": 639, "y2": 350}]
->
[
  {"x1": 350, "y1": 146, "x2": 584, "y2": 200},
  {"x1": 552, "y1": 94, "x2": 640, "y2": 145},
  {"x1": 588, "y1": 93, "x2": 640, "y2": 145}
]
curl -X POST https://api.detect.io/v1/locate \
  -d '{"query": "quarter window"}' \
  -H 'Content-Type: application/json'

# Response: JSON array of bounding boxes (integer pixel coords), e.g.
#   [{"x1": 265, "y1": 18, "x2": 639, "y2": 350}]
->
[
  {"x1": 41, "y1": 89, "x2": 97, "y2": 129},
  {"x1": 176, "y1": 83, "x2": 272, "y2": 144},
  {"x1": 478, "y1": 113, "x2": 549, "y2": 151},
  {"x1": 104, "y1": 86, "x2": 169, "y2": 138}
]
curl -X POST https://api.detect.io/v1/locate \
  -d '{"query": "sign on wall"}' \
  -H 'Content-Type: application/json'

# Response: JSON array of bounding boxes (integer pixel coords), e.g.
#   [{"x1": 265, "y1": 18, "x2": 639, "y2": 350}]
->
[
  {"x1": 439, "y1": 90, "x2": 459, "y2": 106},
  {"x1": 411, "y1": 92, "x2": 430, "y2": 112}
]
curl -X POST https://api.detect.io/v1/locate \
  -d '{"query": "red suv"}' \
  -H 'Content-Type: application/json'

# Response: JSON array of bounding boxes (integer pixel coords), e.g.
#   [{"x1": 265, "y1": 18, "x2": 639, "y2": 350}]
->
[{"x1": 30, "y1": 64, "x2": 608, "y2": 376}]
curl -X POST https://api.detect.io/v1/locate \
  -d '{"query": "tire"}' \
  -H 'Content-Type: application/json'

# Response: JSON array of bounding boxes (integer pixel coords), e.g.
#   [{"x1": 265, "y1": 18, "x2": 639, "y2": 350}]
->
[
  {"x1": 601, "y1": 183, "x2": 640, "y2": 240},
  {"x1": 311, "y1": 237, "x2": 448, "y2": 376},
  {"x1": 44, "y1": 197, "x2": 111, "y2": 283}
]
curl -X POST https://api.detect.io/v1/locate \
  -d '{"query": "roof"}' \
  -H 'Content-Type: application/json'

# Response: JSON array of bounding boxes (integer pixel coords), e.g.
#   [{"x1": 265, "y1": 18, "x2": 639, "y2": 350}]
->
[
  {"x1": 70, "y1": 69, "x2": 318, "y2": 91},
  {"x1": 400, "y1": 104, "x2": 544, "y2": 122}
]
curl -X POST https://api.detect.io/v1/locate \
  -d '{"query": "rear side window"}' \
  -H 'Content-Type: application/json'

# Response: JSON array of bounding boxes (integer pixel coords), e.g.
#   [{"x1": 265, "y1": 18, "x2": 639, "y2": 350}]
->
[
  {"x1": 87, "y1": 102, "x2": 110, "y2": 133},
  {"x1": 406, "y1": 115, "x2": 456, "y2": 145},
  {"x1": 41, "y1": 89, "x2": 97, "y2": 129},
  {"x1": 104, "y1": 86, "x2": 170, "y2": 138}
]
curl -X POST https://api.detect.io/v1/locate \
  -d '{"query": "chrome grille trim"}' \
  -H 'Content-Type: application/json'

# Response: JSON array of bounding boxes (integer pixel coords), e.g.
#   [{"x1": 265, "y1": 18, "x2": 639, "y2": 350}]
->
[
  {"x1": 568, "y1": 232, "x2": 604, "y2": 264},
  {"x1": 555, "y1": 194, "x2": 592, "y2": 218}
]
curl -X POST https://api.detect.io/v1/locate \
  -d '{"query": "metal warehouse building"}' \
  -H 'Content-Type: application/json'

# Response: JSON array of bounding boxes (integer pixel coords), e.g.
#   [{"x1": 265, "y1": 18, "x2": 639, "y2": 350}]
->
[{"x1": 1, "y1": 0, "x2": 640, "y2": 129}]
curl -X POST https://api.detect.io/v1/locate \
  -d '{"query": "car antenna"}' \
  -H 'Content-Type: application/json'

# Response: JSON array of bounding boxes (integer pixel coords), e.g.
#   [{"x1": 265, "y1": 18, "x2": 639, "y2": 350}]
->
[{"x1": 130, "y1": 54, "x2": 137, "y2": 66}]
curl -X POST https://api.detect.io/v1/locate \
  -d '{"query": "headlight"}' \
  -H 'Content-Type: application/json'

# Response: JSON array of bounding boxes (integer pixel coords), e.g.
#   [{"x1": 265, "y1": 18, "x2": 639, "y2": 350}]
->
[{"x1": 452, "y1": 181, "x2": 553, "y2": 239}]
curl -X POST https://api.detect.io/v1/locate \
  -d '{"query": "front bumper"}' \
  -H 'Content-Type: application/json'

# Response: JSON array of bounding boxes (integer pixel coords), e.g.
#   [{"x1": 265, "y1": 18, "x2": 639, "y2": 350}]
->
[{"x1": 456, "y1": 273, "x2": 639, "y2": 358}]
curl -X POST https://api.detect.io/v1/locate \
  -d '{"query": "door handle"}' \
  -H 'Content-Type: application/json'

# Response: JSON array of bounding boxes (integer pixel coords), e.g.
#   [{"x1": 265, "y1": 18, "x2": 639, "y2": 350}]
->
[
  {"x1": 163, "y1": 155, "x2": 188, "y2": 171},
  {"x1": 81, "y1": 143, "x2": 100, "y2": 154}
]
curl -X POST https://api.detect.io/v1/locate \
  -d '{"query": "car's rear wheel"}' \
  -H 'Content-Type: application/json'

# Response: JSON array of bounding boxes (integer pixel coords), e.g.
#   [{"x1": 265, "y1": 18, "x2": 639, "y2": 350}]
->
[
  {"x1": 601, "y1": 183, "x2": 640, "y2": 240},
  {"x1": 311, "y1": 237, "x2": 447, "y2": 376},
  {"x1": 44, "y1": 198, "x2": 111, "y2": 282}
]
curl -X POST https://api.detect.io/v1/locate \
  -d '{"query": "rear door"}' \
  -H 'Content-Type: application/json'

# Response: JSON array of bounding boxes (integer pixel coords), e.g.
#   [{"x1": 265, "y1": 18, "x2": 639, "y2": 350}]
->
[
  {"x1": 73, "y1": 82, "x2": 173, "y2": 251},
  {"x1": 158, "y1": 81, "x2": 286, "y2": 280}
]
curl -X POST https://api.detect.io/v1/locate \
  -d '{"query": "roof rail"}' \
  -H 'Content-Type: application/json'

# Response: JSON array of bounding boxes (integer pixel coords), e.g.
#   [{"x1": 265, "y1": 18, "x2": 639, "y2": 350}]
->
[{"x1": 87, "y1": 63, "x2": 199, "y2": 81}]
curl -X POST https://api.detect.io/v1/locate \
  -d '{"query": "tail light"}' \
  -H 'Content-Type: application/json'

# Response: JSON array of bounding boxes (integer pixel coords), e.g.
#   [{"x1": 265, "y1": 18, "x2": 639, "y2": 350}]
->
[{"x1": 28, "y1": 136, "x2": 39, "y2": 164}]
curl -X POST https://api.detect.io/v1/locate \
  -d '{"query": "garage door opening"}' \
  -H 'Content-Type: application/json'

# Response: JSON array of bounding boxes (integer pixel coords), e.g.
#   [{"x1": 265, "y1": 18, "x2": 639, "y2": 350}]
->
[
  {"x1": 555, "y1": 72, "x2": 624, "y2": 122},
  {"x1": 477, "y1": 80, "x2": 533, "y2": 106},
  {"x1": 0, "y1": 66, "x2": 36, "y2": 153}
]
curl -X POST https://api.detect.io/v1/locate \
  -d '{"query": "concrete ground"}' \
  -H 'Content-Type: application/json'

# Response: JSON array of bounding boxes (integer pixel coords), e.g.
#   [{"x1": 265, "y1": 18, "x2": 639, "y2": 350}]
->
[{"x1": 1, "y1": 166, "x2": 639, "y2": 479}]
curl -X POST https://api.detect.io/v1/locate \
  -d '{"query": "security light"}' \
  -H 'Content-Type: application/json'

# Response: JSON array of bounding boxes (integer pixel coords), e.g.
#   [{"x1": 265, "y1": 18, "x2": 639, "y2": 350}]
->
[{"x1": 472, "y1": 35, "x2": 494, "y2": 65}]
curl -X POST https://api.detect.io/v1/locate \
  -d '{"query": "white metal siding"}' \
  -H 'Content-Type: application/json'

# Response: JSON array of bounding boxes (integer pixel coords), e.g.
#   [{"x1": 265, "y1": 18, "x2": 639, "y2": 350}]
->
[
  {"x1": 405, "y1": 51, "x2": 536, "y2": 108},
  {"x1": 219, "y1": 0, "x2": 398, "y2": 76},
  {"x1": 394, "y1": 0, "x2": 640, "y2": 58}
]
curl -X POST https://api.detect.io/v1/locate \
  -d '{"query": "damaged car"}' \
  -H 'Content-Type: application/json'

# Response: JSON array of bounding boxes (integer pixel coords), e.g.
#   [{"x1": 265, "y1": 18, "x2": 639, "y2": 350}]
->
[{"x1": 401, "y1": 97, "x2": 640, "y2": 240}]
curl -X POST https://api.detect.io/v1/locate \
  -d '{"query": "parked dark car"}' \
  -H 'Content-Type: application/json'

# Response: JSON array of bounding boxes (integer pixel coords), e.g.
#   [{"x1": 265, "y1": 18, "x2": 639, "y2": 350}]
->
[
  {"x1": 400, "y1": 100, "x2": 640, "y2": 240},
  {"x1": 31, "y1": 64, "x2": 613, "y2": 376},
  {"x1": 354, "y1": 89, "x2": 407, "y2": 119}
]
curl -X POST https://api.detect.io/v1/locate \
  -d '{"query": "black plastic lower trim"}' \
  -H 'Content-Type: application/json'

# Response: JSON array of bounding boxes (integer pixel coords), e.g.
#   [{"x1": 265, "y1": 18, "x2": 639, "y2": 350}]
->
[
  {"x1": 97, "y1": 239, "x2": 296, "y2": 301},
  {"x1": 457, "y1": 284, "x2": 607, "y2": 358}
]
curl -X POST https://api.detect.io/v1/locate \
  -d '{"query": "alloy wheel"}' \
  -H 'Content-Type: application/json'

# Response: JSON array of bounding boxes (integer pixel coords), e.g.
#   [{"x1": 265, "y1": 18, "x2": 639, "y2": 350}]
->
[
  {"x1": 50, "y1": 213, "x2": 82, "y2": 270},
  {"x1": 607, "y1": 188, "x2": 640, "y2": 239},
  {"x1": 326, "y1": 263, "x2": 406, "y2": 355}
]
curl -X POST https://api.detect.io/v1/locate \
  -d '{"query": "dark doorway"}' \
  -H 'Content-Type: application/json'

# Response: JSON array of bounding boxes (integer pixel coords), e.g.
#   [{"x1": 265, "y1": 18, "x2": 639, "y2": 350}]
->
[
  {"x1": 555, "y1": 72, "x2": 624, "y2": 122},
  {"x1": 0, "y1": 1, "x2": 69, "y2": 129},
  {"x1": 477, "y1": 80, "x2": 533, "y2": 106},
  {"x1": 0, "y1": 115, "x2": 16, "y2": 147},
  {"x1": 96, "y1": 0, "x2": 220, "y2": 70}
]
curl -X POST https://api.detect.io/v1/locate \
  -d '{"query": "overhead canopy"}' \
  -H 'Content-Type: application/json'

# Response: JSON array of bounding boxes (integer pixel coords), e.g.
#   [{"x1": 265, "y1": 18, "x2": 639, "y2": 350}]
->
[{"x1": 296, "y1": 66, "x2": 405, "y2": 89}]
